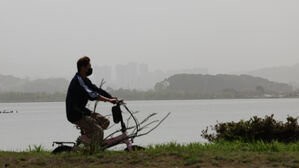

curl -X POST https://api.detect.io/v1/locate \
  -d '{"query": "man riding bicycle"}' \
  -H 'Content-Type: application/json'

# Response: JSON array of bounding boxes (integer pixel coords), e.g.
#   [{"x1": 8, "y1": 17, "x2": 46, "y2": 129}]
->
[{"x1": 65, "y1": 56, "x2": 126, "y2": 147}]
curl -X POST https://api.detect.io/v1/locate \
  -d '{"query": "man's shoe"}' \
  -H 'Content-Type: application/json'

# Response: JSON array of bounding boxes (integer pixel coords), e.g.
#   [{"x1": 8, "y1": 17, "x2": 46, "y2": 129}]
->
[{"x1": 79, "y1": 135, "x2": 91, "y2": 144}]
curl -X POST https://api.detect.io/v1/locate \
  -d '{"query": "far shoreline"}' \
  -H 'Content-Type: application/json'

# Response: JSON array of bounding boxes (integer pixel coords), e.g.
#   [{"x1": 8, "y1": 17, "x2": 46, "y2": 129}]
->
[{"x1": 1, "y1": 97, "x2": 299, "y2": 104}]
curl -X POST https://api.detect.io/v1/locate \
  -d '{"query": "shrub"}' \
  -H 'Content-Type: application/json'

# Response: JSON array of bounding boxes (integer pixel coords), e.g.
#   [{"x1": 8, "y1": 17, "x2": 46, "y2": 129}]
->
[{"x1": 201, "y1": 115, "x2": 299, "y2": 143}]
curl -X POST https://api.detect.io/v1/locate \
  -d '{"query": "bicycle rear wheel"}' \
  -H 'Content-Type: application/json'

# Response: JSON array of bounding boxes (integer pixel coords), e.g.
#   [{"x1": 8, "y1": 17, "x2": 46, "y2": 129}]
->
[
  {"x1": 124, "y1": 145, "x2": 145, "y2": 151},
  {"x1": 52, "y1": 145, "x2": 73, "y2": 154}
]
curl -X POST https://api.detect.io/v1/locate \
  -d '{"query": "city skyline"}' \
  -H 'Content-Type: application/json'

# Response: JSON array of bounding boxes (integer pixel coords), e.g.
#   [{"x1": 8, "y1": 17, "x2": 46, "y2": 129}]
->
[{"x1": 92, "y1": 62, "x2": 209, "y2": 90}]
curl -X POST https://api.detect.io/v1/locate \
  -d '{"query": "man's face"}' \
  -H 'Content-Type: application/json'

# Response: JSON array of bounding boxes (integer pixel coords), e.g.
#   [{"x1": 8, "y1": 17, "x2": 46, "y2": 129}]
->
[{"x1": 81, "y1": 63, "x2": 91, "y2": 75}]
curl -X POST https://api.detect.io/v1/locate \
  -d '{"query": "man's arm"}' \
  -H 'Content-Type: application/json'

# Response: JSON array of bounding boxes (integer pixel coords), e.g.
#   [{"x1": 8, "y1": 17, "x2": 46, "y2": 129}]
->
[
  {"x1": 98, "y1": 88, "x2": 113, "y2": 99},
  {"x1": 98, "y1": 95, "x2": 118, "y2": 104},
  {"x1": 77, "y1": 75, "x2": 99, "y2": 101},
  {"x1": 85, "y1": 79, "x2": 113, "y2": 98}
]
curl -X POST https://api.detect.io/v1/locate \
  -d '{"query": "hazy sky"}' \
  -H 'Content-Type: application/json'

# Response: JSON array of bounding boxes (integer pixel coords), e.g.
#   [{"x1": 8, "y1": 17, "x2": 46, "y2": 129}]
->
[{"x1": 0, "y1": 0, "x2": 298, "y2": 79}]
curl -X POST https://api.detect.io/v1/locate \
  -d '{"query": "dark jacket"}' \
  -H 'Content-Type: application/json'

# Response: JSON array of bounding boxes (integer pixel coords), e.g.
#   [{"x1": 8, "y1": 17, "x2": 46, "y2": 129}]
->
[{"x1": 65, "y1": 73, "x2": 112, "y2": 123}]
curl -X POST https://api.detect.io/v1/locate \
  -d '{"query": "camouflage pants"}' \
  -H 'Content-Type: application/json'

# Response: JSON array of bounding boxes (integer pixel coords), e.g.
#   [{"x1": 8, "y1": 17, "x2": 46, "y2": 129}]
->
[{"x1": 74, "y1": 112, "x2": 110, "y2": 144}]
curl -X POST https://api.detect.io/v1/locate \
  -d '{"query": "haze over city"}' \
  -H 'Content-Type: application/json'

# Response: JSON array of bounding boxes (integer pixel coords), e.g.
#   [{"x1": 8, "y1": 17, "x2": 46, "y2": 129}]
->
[{"x1": 1, "y1": 0, "x2": 299, "y2": 88}]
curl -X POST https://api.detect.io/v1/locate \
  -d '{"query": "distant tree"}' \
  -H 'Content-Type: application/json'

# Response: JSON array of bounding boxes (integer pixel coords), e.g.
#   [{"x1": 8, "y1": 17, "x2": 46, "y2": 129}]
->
[
  {"x1": 154, "y1": 80, "x2": 169, "y2": 91},
  {"x1": 256, "y1": 86, "x2": 265, "y2": 94}
]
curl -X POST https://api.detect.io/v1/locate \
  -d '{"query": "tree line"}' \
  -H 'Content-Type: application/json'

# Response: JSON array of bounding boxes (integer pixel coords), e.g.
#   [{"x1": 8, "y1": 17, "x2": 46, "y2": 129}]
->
[{"x1": 1, "y1": 74, "x2": 298, "y2": 103}]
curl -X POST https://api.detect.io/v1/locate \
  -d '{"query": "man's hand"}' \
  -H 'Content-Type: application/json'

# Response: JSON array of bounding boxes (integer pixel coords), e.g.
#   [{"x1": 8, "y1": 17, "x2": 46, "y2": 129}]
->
[
  {"x1": 109, "y1": 98, "x2": 124, "y2": 104},
  {"x1": 98, "y1": 95, "x2": 124, "y2": 104},
  {"x1": 109, "y1": 98, "x2": 118, "y2": 104}
]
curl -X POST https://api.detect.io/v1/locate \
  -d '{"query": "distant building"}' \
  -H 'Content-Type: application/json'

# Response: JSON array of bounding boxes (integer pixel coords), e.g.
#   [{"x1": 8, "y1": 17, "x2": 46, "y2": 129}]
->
[{"x1": 95, "y1": 63, "x2": 208, "y2": 90}]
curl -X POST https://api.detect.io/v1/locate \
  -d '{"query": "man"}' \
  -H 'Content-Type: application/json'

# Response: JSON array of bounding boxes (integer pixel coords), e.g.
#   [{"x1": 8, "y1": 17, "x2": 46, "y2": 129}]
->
[{"x1": 66, "y1": 56, "x2": 122, "y2": 146}]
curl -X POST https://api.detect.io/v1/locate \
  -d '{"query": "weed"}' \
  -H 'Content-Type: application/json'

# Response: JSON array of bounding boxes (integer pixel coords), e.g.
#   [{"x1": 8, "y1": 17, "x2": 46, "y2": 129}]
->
[
  {"x1": 27, "y1": 145, "x2": 45, "y2": 153},
  {"x1": 184, "y1": 155, "x2": 203, "y2": 166},
  {"x1": 211, "y1": 160, "x2": 220, "y2": 167}
]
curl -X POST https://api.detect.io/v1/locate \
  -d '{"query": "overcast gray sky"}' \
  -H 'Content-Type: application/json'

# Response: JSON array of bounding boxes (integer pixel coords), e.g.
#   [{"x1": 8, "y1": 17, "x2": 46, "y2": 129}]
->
[{"x1": 0, "y1": 0, "x2": 298, "y2": 79}]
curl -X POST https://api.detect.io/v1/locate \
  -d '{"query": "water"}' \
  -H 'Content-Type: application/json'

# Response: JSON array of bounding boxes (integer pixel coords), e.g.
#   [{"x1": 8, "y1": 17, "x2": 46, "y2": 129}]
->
[{"x1": 0, "y1": 99, "x2": 298, "y2": 151}]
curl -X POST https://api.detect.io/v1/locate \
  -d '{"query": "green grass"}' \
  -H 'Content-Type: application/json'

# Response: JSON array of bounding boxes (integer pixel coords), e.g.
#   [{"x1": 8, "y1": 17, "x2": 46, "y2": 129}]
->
[
  {"x1": 0, "y1": 141, "x2": 298, "y2": 168},
  {"x1": 27, "y1": 144, "x2": 45, "y2": 153},
  {"x1": 146, "y1": 140, "x2": 299, "y2": 153}
]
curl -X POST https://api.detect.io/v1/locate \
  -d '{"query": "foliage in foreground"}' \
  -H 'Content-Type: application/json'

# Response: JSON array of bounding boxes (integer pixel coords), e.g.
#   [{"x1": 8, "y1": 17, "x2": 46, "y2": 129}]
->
[
  {"x1": 146, "y1": 141, "x2": 299, "y2": 153},
  {"x1": 1, "y1": 141, "x2": 298, "y2": 168},
  {"x1": 11, "y1": 141, "x2": 299, "y2": 154},
  {"x1": 201, "y1": 115, "x2": 299, "y2": 143}
]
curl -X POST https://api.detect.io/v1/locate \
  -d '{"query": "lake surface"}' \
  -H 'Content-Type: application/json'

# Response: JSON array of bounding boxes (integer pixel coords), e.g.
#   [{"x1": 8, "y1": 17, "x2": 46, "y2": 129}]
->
[{"x1": 0, "y1": 99, "x2": 298, "y2": 151}]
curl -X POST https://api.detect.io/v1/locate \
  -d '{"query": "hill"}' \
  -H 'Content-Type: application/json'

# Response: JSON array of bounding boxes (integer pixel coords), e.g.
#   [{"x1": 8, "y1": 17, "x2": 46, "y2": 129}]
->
[
  {"x1": 153, "y1": 74, "x2": 293, "y2": 98},
  {"x1": 0, "y1": 74, "x2": 69, "y2": 93},
  {"x1": 0, "y1": 73, "x2": 296, "y2": 102},
  {"x1": 244, "y1": 64, "x2": 299, "y2": 89}
]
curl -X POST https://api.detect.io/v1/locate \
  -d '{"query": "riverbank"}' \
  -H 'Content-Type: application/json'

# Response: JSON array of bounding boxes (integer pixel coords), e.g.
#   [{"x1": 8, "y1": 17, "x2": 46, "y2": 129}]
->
[
  {"x1": 1, "y1": 96, "x2": 299, "y2": 103},
  {"x1": 1, "y1": 141, "x2": 298, "y2": 168},
  {"x1": 1, "y1": 89, "x2": 299, "y2": 103}
]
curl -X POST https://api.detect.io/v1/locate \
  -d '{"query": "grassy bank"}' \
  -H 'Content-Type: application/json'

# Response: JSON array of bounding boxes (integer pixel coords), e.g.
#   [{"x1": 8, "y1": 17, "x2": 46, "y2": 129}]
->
[{"x1": 1, "y1": 141, "x2": 299, "y2": 168}]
